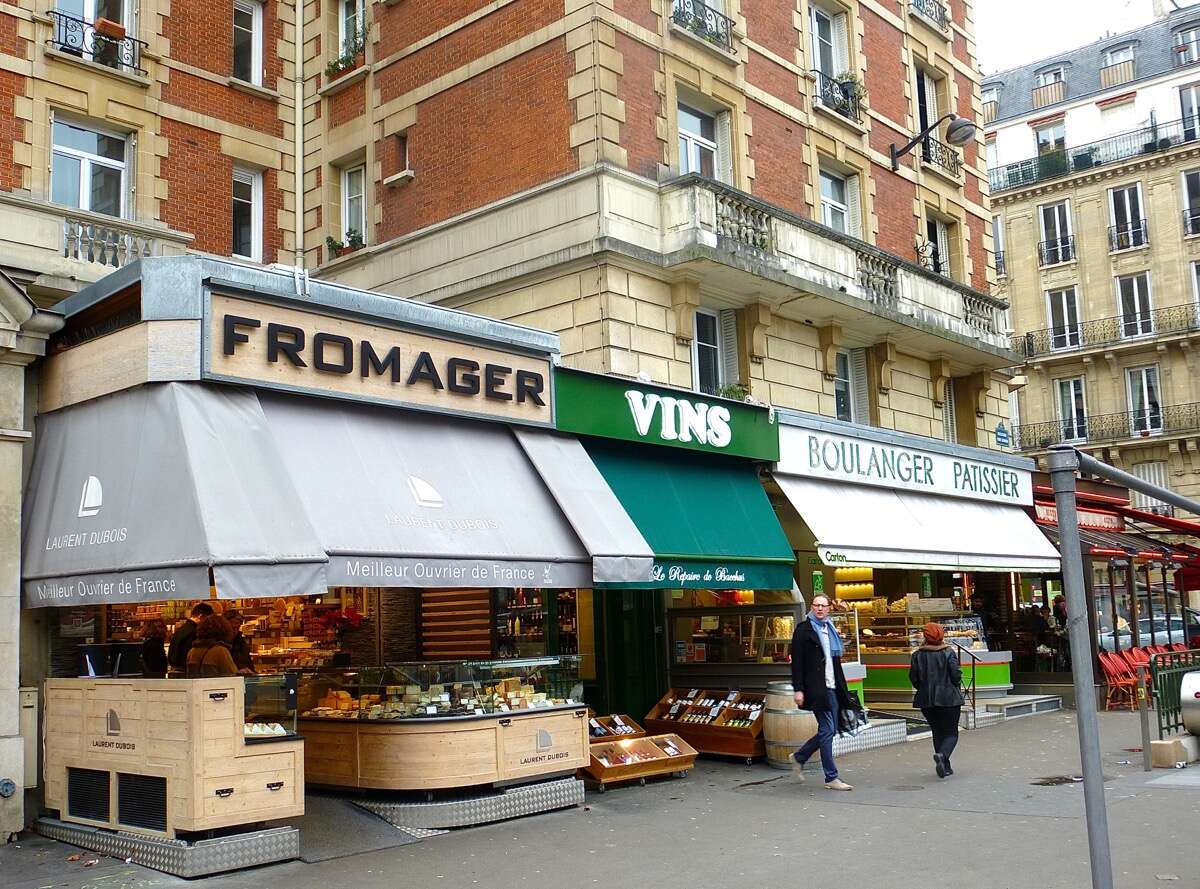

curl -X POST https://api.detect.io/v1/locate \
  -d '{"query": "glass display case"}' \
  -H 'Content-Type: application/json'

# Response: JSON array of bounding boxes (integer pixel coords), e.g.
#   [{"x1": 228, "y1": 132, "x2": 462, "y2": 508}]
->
[
  {"x1": 296, "y1": 656, "x2": 582, "y2": 721},
  {"x1": 243, "y1": 673, "x2": 299, "y2": 740},
  {"x1": 858, "y1": 612, "x2": 987, "y2": 654}
]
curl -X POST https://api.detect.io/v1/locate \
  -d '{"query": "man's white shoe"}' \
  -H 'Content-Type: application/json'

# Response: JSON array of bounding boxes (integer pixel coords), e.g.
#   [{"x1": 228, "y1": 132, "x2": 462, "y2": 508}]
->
[
  {"x1": 791, "y1": 758, "x2": 805, "y2": 783},
  {"x1": 825, "y1": 779, "x2": 853, "y2": 791}
]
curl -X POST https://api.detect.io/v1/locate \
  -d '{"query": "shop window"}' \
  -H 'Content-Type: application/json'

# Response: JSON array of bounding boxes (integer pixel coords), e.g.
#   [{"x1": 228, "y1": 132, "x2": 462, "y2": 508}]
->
[
  {"x1": 1116, "y1": 272, "x2": 1152, "y2": 338},
  {"x1": 692, "y1": 307, "x2": 739, "y2": 396},
  {"x1": 819, "y1": 167, "x2": 861, "y2": 238},
  {"x1": 51, "y1": 118, "x2": 127, "y2": 217},
  {"x1": 1130, "y1": 461, "x2": 1171, "y2": 515},
  {"x1": 833, "y1": 348, "x2": 869, "y2": 424},
  {"x1": 233, "y1": 0, "x2": 263, "y2": 86},
  {"x1": 232, "y1": 166, "x2": 262, "y2": 261},
  {"x1": 678, "y1": 101, "x2": 732, "y2": 184}
]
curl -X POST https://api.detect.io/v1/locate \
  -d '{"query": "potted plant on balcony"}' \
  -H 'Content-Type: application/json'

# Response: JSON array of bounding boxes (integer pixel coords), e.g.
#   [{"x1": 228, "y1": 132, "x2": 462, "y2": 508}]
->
[
  {"x1": 325, "y1": 28, "x2": 366, "y2": 82},
  {"x1": 833, "y1": 72, "x2": 868, "y2": 105},
  {"x1": 93, "y1": 16, "x2": 125, "y2": 40},
  {"x1": 325, "y1": 229, "x2": 365, "y2": 259}
]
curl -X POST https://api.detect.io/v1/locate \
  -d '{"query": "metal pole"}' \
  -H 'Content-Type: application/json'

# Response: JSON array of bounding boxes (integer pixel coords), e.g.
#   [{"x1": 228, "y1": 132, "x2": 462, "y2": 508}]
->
[
  {"x1": 1048, "y1": 446, "x2": 1115, "y2": 889},
  {"x1": 1137, "y1": 663, "x2": 1152, "y2": 772}
]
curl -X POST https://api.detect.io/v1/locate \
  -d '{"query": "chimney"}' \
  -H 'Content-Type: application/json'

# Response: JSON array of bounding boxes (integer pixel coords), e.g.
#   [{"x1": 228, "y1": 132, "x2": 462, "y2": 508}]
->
[{"x1": 1152, "y1": 0, "x2": 1168, "y2": 19}]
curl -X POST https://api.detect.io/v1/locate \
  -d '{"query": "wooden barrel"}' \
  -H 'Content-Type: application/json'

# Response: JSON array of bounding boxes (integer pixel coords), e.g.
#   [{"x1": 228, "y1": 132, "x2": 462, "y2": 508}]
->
[{"x1": 763, "y1": 682, "x2": 818, "y2": 770}]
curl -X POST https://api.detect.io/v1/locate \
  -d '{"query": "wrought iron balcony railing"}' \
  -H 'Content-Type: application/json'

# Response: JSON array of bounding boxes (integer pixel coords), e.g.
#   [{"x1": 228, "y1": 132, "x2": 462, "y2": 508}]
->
[
  {"x1": 812, "y1": 70, "x2": 863, "y2": 123},
  {"x1": 994, "y1": 250, "x2": 1006, "y2": 277},
  {"x1": 1184, "y1": 208, "x2": 1200, "y2": 236},
  {"x1": 671, "y1": 0, "x2": 734, "y2": 53},
  {"x1": 1175, "y1": 39, "x2": 1200, "y2": 67},
  {"x1": 1109, "y1": 219, "x2": 1149, "y2": 252},
  {"x1": 47, "y1": 10, "x2": 146, "y2": 75},
  {"x1": 911, "y1": 0, "x2": 949, "y2": 30},
  {"x1": 63, "y1": 216, "x2": 156, "y2": 267},
  {"x1": 1037, "y1": 235, "x2": 1075, "y2": 266},
  {"x1": 1012, "y1": 403, "x2": 1200, "y2": 452},
  {"x1": 990, "y1": 116, "x2": 1200, "y2": 193},
  {"x1": 1010, "y1": 302, "x2": 1200, "y2": 359},
  {"x1": 921, "y1": 136, "x2": 962, "y2": 177}
]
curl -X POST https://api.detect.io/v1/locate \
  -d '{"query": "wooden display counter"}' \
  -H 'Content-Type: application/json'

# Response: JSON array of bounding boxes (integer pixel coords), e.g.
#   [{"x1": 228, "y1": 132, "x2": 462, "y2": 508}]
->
[
  {"x1": 580, "y1": 733, "x2": 698, "y2": 791},
  {"x1": 44, "y1": 678, "x2": 304, "y2": 838},
  {"x1": 300, "y1": 704, "x2": 589, "y2": 790},
  {"x1": 643, "y1": 688, "x2": 765, "y2": 762}
]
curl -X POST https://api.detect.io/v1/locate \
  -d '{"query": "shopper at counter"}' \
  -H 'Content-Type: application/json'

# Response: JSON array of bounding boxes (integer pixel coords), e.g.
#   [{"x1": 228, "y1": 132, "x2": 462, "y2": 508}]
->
[
  {"x1": 140, "y1": 619, "x2": 169, "y2": 678},
  {"x1": 167, "y1": 602, "x2": 214, "y2": 674},
  {"x1": 186, "y1": 615, "x2": 240, "y2": 678},
  {"x1": 909, "y1": 622, "x2": 964, "y2": 779},
  {"x1": 789, "y1": 595, "x2": 855, "y2": 792},
  {"x1": 223, "y1": 610, "x2": 256, "y2": 674}
]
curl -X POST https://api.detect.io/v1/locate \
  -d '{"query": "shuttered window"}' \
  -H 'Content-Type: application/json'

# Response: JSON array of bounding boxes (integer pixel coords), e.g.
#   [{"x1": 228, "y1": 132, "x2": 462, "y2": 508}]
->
[
  {"x1": 715, "y1": 110, "x2": 734, "y2": 184},
  {"x1": 1130, "y1": 461, "x2": 1171, "y2": 514},
  {"x1": 850, "y1": 347, "x2": 870, "y2": 424},
  {"x1": 845, "y1": 174, "x2": 861, "y2": 238},
  {"x1": 719, "y1": 308, "x2": 739, "y2": 389},
  {"x1": 832, "y1": 11, "x2": 849, "y2": 74},
  {"x1": 943, "y1": 380, "x2": 958, "y2": 444}
]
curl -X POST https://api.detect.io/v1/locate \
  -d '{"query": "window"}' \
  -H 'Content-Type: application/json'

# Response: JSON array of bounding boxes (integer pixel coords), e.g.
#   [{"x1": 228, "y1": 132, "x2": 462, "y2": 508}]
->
[
  {"x1": 982, "y1": 87, "x2": 999, "y2": 105},
  {"x1": 1056, "y1": 377, "x2": 1087, "y2": 443},
  {"x1": 232, "y1": 0, "x2": 262, "y2": 85},
  {"x1": 1008, "y1": 390, "x2": 1021, "y2": 442},
  {"x1": 1109, "y1": 183, "x2": 1145, "y2": 250},
  {"x1": 692, "y1": 308, "x2": 738, "y2": 396},
  {"x1": 1130, "y1": 461, "x2": 1171, "y2": 514},
  {"x1": 942, "y1": 380, "x2": 957, "y2": 444},
  {"x1": 985, "y1": 139, "x2": 998, "y2": 171},
  {"x1": 339, "y1": 0, "x2": 363, "y2": 54},
  {"x1": 56, "y1": 0, "x2": 129, "y2": 67},
  {"x1": 1191, "y1": 261, "x2": 1200, "y2": 305},
  {"x1": 1181, "y1": 85, "x2": 1200, "y2": 141},
  {"x1": 1117, "y1": 273, "x2": 1152, "y2": 338},
  {"x1": 232, "y1": 166, "x2": 261, "y2": 261},
  {"x1": 341, "y1": 164, "x2": 365, "y2": 242},
  {"x1": 1104, "y1": 45, "x2": 1134, "y2": 67},
  {"x1": 51, "y1": 119, "x2": 126, "y2": 217},
  {"x1": 915, "y1": 68, "x2": 939, "y2": 161},
  {"x1": 809, "y1": 5, "x2": 849, "y2": 79},
  {"x1": 1039, "y1": 199, "x2": 1072, "y2": 265},
  {"x1": 818, "y1": 168, "x2": 859, "y2": 236},
  {"x1": 833, "y1": 348, "x2": 869, "y2": 424},
  {"x1": 992, "y1": 214, "x2": 1006, "y2": 276},
  {"x1": 924, "y1": 215, "x2": 951, "y2": 278},
  {"x1": 1185, "y1": 169, "x2": 1200, "y2": 234},
  {"x1": 678, "y1": 102, "x2": 731, "y2": 183},
  {"x1": 1035, "y1": 121, "x2": 1066, "y2": 156},
  {"x1": 1176, "y1": 27, "x2": 1200, "y2": 64},
  {"x1": 1126, "y1": 366, "x2": 1163, "y2": 434},
  {"x1": 1046, "y1": 287, "x2": 1080, "y2": 351},
  {"x1": 1036, "y1": 67, "x2": 1064, "y2": 87}
]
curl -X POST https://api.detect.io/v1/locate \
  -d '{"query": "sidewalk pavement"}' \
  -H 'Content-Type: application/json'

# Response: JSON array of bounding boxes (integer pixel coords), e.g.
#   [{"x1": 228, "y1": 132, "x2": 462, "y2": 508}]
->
[{"x1": 3, "y1": 711, "x2": 1197, "y2": 889}]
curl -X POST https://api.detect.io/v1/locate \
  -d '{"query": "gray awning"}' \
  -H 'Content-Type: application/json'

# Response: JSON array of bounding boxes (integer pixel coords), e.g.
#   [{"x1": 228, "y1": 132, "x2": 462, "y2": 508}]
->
[{"x1": 22, "y1": 384, "x2": 329, "y2": 607}]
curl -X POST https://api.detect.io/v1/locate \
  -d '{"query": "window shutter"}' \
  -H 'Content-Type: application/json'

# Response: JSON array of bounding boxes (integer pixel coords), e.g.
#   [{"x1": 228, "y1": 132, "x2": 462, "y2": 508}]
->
[
  {"x1": 718, "y1": 308, "x2": 739, "y2": 388},
  {"x1": 1131, "y1": 461, "x2": 1170, "y2": 512},
  {"x1": 845, "y1": 173, "x2": 862, "y2": 239},
  {"x1": 923, "y1": 73, "x2": 939, "y2": 122},
  {"x1": 943, "y1": 381, "x2": 958, "y2": 444},
  {"x1": 809, "y1": 7, "x2": 820, "y2": 69},
  {"x1": 126, "y1": 131, "x2": 137, "y2": 220},
  {"x1": 935, "y1": 219, "x2": 951, "y2": 277},
  {"x1": 850, "y1": 347, "x2": 870, "y2": 424},
  {"x1": 716, "y1": 110, "x2": 734, "y2": 185},
  {"x1": 833, "y1": 13, "x2": 850, "y2": 75}
]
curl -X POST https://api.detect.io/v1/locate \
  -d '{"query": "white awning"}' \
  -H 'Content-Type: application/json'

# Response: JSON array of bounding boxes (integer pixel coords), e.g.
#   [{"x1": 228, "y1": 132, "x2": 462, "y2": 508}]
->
[{"x1": 774, "y1": 475, "x2": 1061, "y2": 573}]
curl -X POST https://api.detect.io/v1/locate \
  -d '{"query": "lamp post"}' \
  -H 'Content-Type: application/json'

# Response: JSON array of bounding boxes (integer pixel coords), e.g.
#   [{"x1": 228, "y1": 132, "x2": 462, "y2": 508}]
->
[{"x1": 890, "y1": 113, "x2": 978, "y2": 171}]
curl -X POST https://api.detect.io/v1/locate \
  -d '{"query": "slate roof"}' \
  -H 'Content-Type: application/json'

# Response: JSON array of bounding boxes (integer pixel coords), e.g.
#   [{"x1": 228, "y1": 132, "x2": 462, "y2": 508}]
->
[{"x1": 984, "y1": 6, "x2": 1200, "y2": 125}]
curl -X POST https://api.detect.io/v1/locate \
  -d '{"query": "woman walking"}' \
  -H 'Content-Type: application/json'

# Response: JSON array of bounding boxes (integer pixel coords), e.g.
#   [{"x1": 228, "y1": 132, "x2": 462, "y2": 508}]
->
[{"x1": 909, "y1": 621, "x2": 964, "y2": 778}]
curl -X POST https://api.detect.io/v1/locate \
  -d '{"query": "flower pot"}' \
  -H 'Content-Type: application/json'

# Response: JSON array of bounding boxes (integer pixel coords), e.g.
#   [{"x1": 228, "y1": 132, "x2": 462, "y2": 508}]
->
[
  {"x1": 94, "y1": 17, "x2": 126, "y2": 40},
  {"x1": 337, "y1": 246, "x2": 355, "y2": 257}
]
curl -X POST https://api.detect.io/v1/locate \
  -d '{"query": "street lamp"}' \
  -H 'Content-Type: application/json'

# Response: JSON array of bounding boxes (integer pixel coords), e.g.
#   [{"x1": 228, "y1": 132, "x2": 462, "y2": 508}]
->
[{"x1": 890, "y1": 113, "x2": 978, "y2": 171}]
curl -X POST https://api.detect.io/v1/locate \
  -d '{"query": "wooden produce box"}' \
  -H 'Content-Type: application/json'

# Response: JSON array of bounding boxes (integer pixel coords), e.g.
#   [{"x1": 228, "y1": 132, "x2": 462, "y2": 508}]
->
[
  {"x1": 643, "y1": 688, "x2": 766, "y2": 762},
  {"x1": 588, "y1": 713, "x2": 646, "y2": 742},
  {"x1": 44, "y1": 678, "x2": 303, "y2": 838},
  {"x1": 580, "y1": 733, "x2": 698, "y2": 791},
  {"x1": 301, "y1": 704, "x2": 589, "y2": 790}
]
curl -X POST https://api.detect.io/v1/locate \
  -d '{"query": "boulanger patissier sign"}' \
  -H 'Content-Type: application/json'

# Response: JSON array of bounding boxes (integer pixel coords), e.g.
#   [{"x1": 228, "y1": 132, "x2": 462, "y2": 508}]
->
[{"x1": 777, "y1": 425, "x2": 1031, "y2": 505}]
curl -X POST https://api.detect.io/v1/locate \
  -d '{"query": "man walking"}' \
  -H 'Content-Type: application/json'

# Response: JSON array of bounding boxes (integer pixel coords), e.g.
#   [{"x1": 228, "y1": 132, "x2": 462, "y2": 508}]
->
[{"x1": 789, "y1": 595, "x2": 854, "y2": 791}]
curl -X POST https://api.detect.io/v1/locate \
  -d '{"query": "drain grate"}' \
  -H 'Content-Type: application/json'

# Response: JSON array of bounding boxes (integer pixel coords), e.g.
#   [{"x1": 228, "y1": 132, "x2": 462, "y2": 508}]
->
[
  {"x1": 888, "y1": 784, "x2": 926, "y2": 791},
  {"x1": 1032, "y1": 775, "x2": 1083, "y2": 786}
]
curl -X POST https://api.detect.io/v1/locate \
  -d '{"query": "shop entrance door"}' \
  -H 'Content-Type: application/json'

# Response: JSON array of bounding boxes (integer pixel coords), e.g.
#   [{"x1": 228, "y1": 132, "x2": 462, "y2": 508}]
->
[{"x1": 596, "y1": 590, "x2": 667, "y2": 719}]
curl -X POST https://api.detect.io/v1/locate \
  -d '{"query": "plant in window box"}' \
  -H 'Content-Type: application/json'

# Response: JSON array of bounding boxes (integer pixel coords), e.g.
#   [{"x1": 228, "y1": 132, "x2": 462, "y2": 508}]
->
[
  {"x1": 325, "y1": 28, "x2": 366, "y2": 80},
  {"x1": 717, "y1": 383, "x2": 750, "y2": 401},
  {"x1": 325, "y1": 229, "x2": 364, "y2": 258},
  {"x1": 832, "y1": 72, "x2": 868, "y2": 108}
]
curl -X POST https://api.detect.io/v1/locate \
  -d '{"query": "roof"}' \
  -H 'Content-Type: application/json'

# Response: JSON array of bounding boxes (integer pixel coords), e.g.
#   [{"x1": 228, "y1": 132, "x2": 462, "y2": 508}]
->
[{"x1": 984, "y1": 6, "x2": 1200, "y2": 125}]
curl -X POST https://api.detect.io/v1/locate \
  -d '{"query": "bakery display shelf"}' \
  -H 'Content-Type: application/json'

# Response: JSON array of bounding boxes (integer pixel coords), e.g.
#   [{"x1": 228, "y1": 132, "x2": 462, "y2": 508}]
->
[
  {"x1": 588, "y1": 714, "x2": 646, "y2": 742},
  {"x1": 642, "y1": 688, "x2": 766, "y2": 762},
  {"x1": 579, "y1": 733, "x2": 698, "y2": 791}
]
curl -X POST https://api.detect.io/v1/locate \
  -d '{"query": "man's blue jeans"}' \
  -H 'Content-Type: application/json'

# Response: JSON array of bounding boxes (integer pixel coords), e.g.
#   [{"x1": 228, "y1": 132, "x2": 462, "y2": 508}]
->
[{"x1": 793, "y1": 689, "x2": 839, "y2": 782}]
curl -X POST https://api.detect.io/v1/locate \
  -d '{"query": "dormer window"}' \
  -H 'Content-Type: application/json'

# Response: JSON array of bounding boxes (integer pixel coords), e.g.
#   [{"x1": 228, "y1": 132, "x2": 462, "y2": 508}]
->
[
  {"x1": 982, "y1": 87, "x2": 999, "y2": 104},
  {"x1": 1036, "y1": 67, "x2": 1064, "y2": 87},
  {"x1": 1104, "y1": 44, "x2": 1134, "y2": 67}
]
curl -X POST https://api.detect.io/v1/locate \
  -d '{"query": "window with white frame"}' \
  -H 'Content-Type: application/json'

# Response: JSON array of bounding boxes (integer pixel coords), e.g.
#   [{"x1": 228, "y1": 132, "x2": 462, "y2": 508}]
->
[
  {"x1": 1176, "y1": 27, "x2": 1200, "y2": 64},
  {"x1": 1109, "y1": 182, "x2": 1145, "y2": 250},
  {"x1": 232, "y1": 166, "x2": 261, "y2": 261},
  {"x1": 339, "y1": 0, "x2": 363, "y2": 54},
  {"x1": 1182, "y1": 85, "x2": 1200, "y2": 140},
  {"x1": 1191, "y1": 260, "x2": 1200, "y2": 305},
  {"x1": 1104, "y1": 44, "x2": 1134, "y2": 67},
  {"x1": 1056, "y1": 376, "x2": 1087, "y2": 442},
  {"x1": 809, "y1": 4, "x2": 849, "y2": 79},
  {"x1": 819, "y1": 167, "x2": 859, "y2": 237},
  {"x1": 985, "y1": 139, "x2": 998, "y2": 171},
  {"x1": 51, "y1": 118, "x2": 126, "y2": 217},
  {"x1": 992, "y1": 214, "x2": 1006, "y2": 276},
  {"x1": 924, "y1": 214, "x2": 951, "y2": 278},
  {"x1": 339, "y1": 164, "x2": 366, "y2": 247},
  {"x1": 1130, "y1": 461, "x2": 1171, "y2": 514},
  {"x1": 1035, "y1": 121, "x2": 1066, "y2": 155},
  {"x1": 233, "y1": 0, "x2": 263, "y2": 85},
  {"x1": 56, "y1": 0, "x2": 130, "y2": 66},
  {"x1": 678, "y1": 102, "x2": 732, "y2": 183},
  {"x1": 692, "y1": 308, "x2": 738, "y2": 396},
  {"x1": 833, "y1": 348, "x2": 869, "y2": 424},
  {"x1": 915, "y1": 68, "x2": 940, "y2": 161},
  {"x1": 1126, "y1": 365, "x2": 1163, "y2": 434},
  {"x1": 1184, "y1": 169, "x2": 1200, "y2": 235},
  {"x1": 1039, "y1": 199, "x2": 1073, "y2": 264},
  {"x1": 982, "y1": 87, "x2": 999, "y2": 105},
  {"x1": 942, "y1": 380, "x2": 957, "y2": 444},
  {"x1": 1036, "y1": 67, "x2": 1064, "y2": 87},
  {"x1": 1046, "y1": 286, "x2": 1081, "y2": 351},
  {"x1": 1117, "y1": 272, "x2": 1153, "y2": 338}
]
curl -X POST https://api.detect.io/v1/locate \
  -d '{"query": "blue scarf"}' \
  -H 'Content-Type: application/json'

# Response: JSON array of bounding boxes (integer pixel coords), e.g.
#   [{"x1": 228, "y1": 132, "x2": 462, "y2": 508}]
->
[{"x1": 809, "y1": 613, "x2": 844, "y2": 658}]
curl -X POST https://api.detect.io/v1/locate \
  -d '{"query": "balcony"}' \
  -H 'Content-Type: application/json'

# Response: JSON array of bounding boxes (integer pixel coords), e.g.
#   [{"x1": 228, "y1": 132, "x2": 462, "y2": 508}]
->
[
  {"x1": 47, "y1": 10, "x2": 146, "y2": 76},
  {"x1": 671, "y1": 0, "x2": 734, "y2": 54},
  {"x1": 910, "y1": 0, "x2": 949, "y2": 31},
  {"x1": 1109, "y1": 219, "x2": 1148, "y2": 252},
  {"x1": 1174, "y1": 39, "x2": 1200, "y2": 67},
  {"x1": 1099, "y1": 59, "x2": 1136, "y2": 88},
  {"x1": 1012, "y1": 403, "x2": 1200, "y2": 452},
  {"x1": 1010, "y1": 302, "x2": 1200, "y2": 359},
  {"x1": 1032, "y1": 80, "x2": 1065, "y2": 109},
  {"x1": 991, "y1": 117, "x2": 1200, "y2": 194},
  {"x1": 921, "y1": 136, "x2": 962, "y2": 178},
  {"x1": 812, "y1": 70, "x2": 863, "y2": 124},
  {"x1": 1037, "y1": 235, "x2": 1075, "y2": 267},
  {"x1": 994, "y1": 250, "x2": 1006, "y2": 277}
]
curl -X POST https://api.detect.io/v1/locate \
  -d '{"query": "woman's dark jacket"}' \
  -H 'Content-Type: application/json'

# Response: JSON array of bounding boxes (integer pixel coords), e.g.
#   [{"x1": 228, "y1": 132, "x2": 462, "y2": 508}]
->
[
  {"x1": 790, "y1": 618, "x2": 856, "y2": 713},
  {"x1": 229, "y1": 633, "x2": 256, "y2": 673},
  {"x1": 909, "y1": 644, "x2": 965, "y2": 708},
  {"x1": 141, "y1": 637, "x2": 168, "y2": 678}
]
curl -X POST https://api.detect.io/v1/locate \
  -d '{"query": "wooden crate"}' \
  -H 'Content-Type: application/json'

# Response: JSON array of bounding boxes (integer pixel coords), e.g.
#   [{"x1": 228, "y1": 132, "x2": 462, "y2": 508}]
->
[
  {"x1": 643, "y1": 688, "x2": 766, "y2": 761},
  {"x1": 580, "y1": 733, "x2": 698, "y2": 790},
  {"x1": 44, "y1": 678, "x2": 303, "y2": 839},
  {"x1": 587, "y1": 714, "x2": 646, "y2": 742}
]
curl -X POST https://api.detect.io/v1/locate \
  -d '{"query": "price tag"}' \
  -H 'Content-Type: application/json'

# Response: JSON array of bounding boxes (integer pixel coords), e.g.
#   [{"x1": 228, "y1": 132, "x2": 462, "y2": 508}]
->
[
  {"x1": 499, "y1": 703, "x2": 510, "y2": 712},
  {"x1": 709, "y1": 706, "x2": 721, "y2": 718},
  {"x1": 612, "y1": 714, "x2": 626, "y2": 727},
  {"x1": 749, "y1": 709, "x2": 761, "y2": 721},
  {"x1": 664, "y1": 746, "x2": 679, "y2": 756},
  {"x1": 474, "y1": 708, "x2": 484, "y2": 716},
  {"x1": 425, "y1": 705, "x2": 438, "y2": 715},
  {"x1": 669, "y1": 703, "x2": 682, "y2": 717},
  {"x1": 725, "y1": 691, "x2": 738, "y2": 702},
  {"x1": 589, "y1": 718, "x2": 602, "y2": 729},
  {"x1": 687, "y1": 689, "x2": 700, "y2": 699}
]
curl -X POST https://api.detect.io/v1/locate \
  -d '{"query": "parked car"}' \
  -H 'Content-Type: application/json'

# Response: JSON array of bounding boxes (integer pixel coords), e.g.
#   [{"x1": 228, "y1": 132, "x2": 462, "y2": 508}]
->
[{"x1": 1099, "y1": 614, "x2": 1195, "y2": 652}]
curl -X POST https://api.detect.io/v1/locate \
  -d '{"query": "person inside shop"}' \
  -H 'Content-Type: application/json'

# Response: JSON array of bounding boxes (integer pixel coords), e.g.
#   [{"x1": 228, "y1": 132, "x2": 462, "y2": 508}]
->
[
  {"x1": 789, "y1": 594, "x2": 856, "y2": 792},
  {"x1": 909, "y1": 621, "x2": 964, "y2": 779},
  {"x1": 167, "y1": 602, "x2": 214, "y2": 675},
  {"x1": 185, "y1": 614, "x2": 240, "y2": 678},
  {"x1": 1052, "y1": 595, "x2": 1068, "y2": 628},
  {"x1": 223, "y1": 610, "x2": 256, "y2": 675},
  {"x1": 140, "y1": 619, "x2": 169, "y2": 679},
  {"x1": 969, "y1": 594, "x2": 997, "y2": 648}
]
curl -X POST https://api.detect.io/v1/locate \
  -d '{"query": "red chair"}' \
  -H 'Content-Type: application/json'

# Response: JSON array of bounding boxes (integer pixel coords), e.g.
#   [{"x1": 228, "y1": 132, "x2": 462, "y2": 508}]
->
[
  {"x1": 1098, "y1": 652, "x2": 1137, "y2": 711},
  {"x1": 1171, "y1": 642, "x2": 1189, "y2": 652}
]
